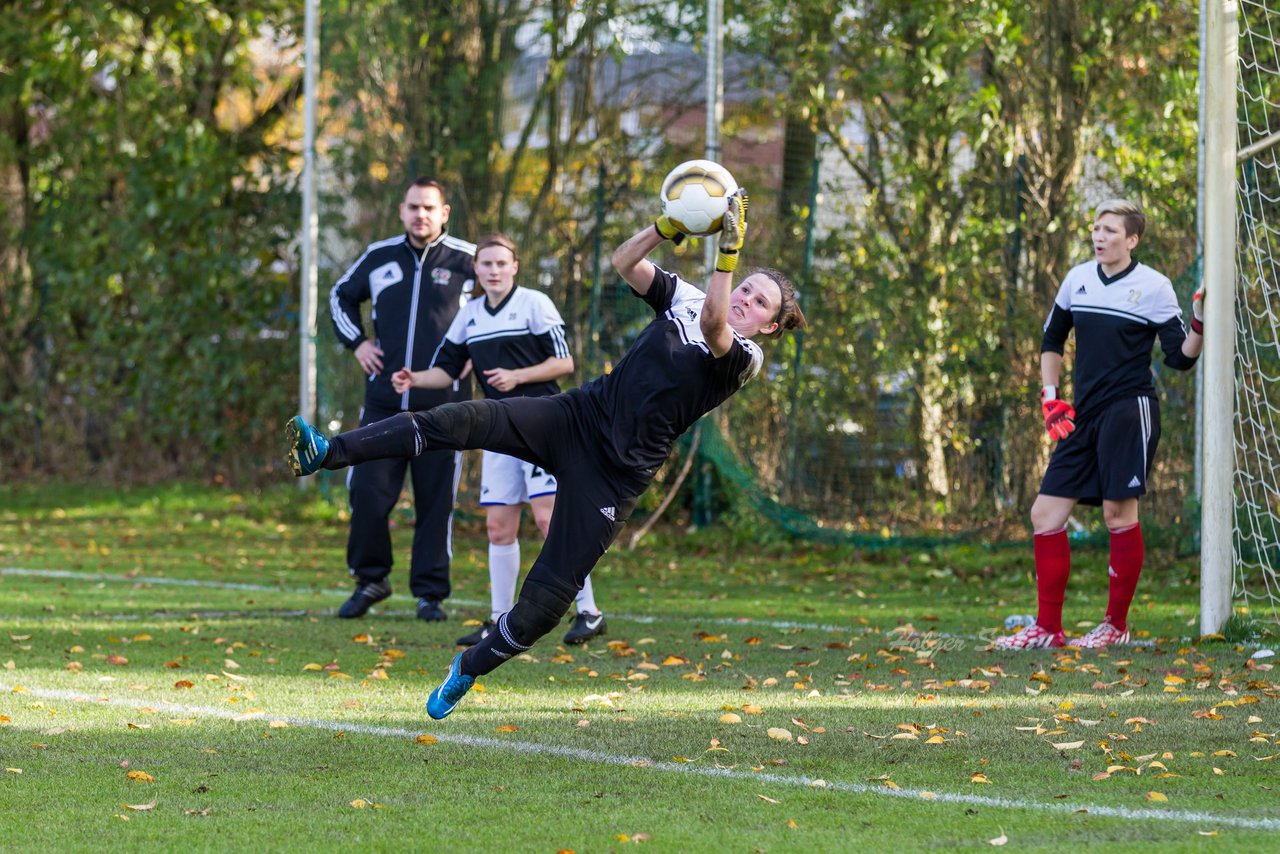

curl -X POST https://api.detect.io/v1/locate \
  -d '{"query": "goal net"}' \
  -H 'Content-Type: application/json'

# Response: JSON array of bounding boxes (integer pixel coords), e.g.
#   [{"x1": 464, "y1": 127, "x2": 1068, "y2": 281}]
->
[{"x1": 1232, "y1": 0, "x2": 1280, "y2": 624}]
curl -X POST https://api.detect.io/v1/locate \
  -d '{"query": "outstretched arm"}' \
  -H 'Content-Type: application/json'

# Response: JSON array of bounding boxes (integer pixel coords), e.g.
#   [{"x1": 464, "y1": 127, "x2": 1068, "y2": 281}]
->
[
  {"x1": 612, "y1": 226, "x2": 665, "y2": 296},
  {"x1": 700, "y1": 270, "x2": 734, "y2": 358},
  {"x1": 391, "y1": 366, "x2": 456, "y2": 394},
  {"x1": 701, "y1": 191, "x2": 747, "y2": 358},
  {"x1": 483, "y1": 355, "x2": 574, "y2": 393}
]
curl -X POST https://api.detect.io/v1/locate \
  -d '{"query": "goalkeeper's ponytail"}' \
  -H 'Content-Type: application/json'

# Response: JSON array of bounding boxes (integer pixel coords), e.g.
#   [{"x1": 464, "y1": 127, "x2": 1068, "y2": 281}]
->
[{"x1": 749, "y1": 267, "x2": 807, "y2": 339}]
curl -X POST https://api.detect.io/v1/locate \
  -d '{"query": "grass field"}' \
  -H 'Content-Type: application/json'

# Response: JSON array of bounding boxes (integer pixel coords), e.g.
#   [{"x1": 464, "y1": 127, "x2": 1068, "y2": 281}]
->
[{"x1": 1, "y1": 482, "x2": 1277, "y2": 852}]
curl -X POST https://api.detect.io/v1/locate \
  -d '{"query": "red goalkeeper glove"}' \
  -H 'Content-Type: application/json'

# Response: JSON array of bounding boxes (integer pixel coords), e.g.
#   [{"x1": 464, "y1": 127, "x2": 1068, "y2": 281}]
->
[
  {"x1": 1190, "y1": 284, "x2": 1204, "y2": 335},
  {"x1": 1041, "y1": 387, "x2": 1075, "y2": 441}
]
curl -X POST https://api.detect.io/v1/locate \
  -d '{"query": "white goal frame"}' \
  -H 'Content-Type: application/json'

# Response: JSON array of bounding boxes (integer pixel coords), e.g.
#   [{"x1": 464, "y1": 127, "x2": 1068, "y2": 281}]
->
[{"x1": 1200, "y1": 0, "x2": 1239, "y2": 635}]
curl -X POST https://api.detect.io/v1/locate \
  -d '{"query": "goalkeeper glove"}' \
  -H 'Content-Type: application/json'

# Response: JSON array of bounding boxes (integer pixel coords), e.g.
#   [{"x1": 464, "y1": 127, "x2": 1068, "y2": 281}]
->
[
  {"x1": 1041, "y1": 387, "x2": 1076, "y2": 441},
  {"x1": 654, "y1": 214, "x2": 685, "y2": 246},
  {"x1": 1190, "y1": 284, "x2": 1204, "y2": 336},
  {"x1": 715, "y1": 189, "x2": 748, "y2": 273}
]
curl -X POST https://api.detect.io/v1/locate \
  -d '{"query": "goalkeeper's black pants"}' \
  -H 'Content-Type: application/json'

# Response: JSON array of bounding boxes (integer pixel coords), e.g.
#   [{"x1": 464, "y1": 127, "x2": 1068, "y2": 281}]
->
[{"x1": 326, "y1": 397, "x2": 646, "y2": 676}]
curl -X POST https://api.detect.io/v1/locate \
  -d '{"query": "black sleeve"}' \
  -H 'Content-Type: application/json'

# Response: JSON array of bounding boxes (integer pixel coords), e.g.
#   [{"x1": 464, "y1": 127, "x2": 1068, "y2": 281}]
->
[
  {"x1": 1157, "y1": 316, "x2": 1198, "y2": 371},
  {"x1": 329, "y1": 251, "x2": 378, "y2": 349},
  {"x1": 430, "y1": 339, "x2": 469, "y2": 378},
  {"x1": 635, "y1": 265, "x2": 679, "y2": 315},
  {"x1": 1040, "y1": 303, "x2": 1073, "y2": 355}
]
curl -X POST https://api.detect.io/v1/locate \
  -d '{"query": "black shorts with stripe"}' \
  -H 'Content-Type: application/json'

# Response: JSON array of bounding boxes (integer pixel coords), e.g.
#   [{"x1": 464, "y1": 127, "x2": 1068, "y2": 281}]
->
[{"x1": 1039, "y1": 395, "x2": 1161, "y2": 506}]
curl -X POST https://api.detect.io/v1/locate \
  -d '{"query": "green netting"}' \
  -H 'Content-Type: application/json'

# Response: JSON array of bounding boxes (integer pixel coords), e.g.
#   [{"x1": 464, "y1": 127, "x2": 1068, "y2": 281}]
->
[{"x1": 690, "y1": 417, "x2": 980, "y2": 550}]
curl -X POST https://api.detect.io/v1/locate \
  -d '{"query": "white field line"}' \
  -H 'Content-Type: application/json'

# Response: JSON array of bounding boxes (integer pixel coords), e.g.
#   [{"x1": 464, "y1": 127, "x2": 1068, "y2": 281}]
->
[
  {"x1": 1, "y1": 682, "x2": 1276, "y2": 833},
  {"x1": 0, "y1": 566, "x2": 1160, "y2": 647}
]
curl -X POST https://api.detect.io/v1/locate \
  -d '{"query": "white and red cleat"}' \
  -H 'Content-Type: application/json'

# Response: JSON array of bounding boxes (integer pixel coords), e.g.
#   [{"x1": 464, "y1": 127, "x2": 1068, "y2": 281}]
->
[
  {"x1": 993, "y1": 623, "x2": 1066, "y2": 650},
  {"x1": 1075, "y1": 619, "x2": 1130, "y2": 649}
]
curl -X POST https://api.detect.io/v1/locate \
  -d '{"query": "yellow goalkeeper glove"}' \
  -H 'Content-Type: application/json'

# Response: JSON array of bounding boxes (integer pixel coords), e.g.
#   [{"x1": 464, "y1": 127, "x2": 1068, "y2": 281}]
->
[
  {"x1": 654, "y1": 214, "x2": 686, "y2": 245},
  {"x1": 716, "y1": 190, "x2": 747, "y2": 273}
]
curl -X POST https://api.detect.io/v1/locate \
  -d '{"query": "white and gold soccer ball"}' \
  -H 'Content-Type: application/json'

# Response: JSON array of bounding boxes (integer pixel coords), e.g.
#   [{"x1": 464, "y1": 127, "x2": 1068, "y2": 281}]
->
[{"x1": 659, "y1": 160, "x2": 739, "y2": 237}]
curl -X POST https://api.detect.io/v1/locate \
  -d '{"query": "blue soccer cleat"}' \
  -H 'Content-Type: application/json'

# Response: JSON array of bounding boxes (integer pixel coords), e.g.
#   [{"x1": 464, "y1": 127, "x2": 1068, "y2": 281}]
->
[
  {"x1": 286, "y1": 415, "x2": 329, "y2": 477},
  {"x1": 426, "y1": 652, "x2": 475, "y2": 720}
]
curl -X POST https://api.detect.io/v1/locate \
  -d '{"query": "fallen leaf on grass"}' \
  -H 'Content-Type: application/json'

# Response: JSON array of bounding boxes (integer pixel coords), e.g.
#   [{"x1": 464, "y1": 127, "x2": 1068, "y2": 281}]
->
[
  {"x1": 185, "y1": 808, "x2": 212, "y2": 816},
  {"x1": 414, "y1": 734, "x2": 438, "y2": 745},
  {"x1": 106, "y1": 656, "x2": 128, "y2": 666},
  {"x1": 989, "y1": 828, "x2": 1008, "y2": 846},
  {"x1": 1052, "y1": 740, "x2": 1085, "y2": 750},
  {"x1": 1145, "y1": 792, "x2": 1169, "y2": 802},
  {"x1": 767, "y1": 728, "x2": 793, "y2": 742},
  {"x1": 5, "y1": 768, "x2": 21, "y2": 774},
  {"x1": 122, "y1": 801, "x2": 156, "y2": 811},
  {"x1": 970, "y1": 773, "x2": 992, "y2": 784},
  {"x1": 126, "y1": 771, "x2": 154, "y2": 783},
  {"x1": 719, "y1": 713, "x2": 742, "y2": 724},
  {"x1": 757, "y1": 794, "x2": 780, "y2": 804},
  {"x1": 495, "y1": 725, "x2": 519, "y2": 733}
]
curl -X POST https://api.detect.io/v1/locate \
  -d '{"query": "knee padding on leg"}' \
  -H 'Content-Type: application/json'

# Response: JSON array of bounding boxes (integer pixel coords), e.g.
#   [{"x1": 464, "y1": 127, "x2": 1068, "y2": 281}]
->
[
  {"x1": 504, "y1": 575, "x2": 575, "y2": 647},
  {"x1": 415, "y1": 400, "x2": 494, "y2": 450}
]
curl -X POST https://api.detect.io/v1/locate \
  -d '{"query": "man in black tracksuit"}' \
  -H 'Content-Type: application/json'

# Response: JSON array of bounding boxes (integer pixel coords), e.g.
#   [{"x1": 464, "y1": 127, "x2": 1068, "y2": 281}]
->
[{"x1": 328, "y1": 177, "x2": 475, "y2": 621}]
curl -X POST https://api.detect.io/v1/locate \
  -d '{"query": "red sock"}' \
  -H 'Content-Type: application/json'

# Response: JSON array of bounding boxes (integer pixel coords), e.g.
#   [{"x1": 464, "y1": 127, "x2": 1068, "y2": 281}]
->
[
  {"x1": 1033, "y1": 528, "x2": 1071, "y2": 633},
  {"x1": 1105, "y1": 523, "x2": 1144, "y2": 631}
]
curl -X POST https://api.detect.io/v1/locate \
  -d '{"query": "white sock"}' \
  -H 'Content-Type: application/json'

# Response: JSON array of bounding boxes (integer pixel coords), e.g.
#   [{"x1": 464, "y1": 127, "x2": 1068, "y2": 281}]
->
[
  {"x1": 489, "y1": 541, "x2": 520, "y2": 621},
  {"x1": 575, "y1": 575, "x2": 600, "y2": 615}
]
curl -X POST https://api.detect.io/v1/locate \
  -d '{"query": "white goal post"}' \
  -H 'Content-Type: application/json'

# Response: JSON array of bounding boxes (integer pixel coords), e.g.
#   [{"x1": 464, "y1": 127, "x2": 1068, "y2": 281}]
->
[{"x1": 1199, "y1": 0, "x2": 1238, "y2": 636}]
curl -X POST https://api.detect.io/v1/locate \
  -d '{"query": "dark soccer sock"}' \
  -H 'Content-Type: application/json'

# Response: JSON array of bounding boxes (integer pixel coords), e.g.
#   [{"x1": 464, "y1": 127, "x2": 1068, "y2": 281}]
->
[
  {"x1": 459, "y1": 571, "x2": 575, "y2": 677},
  {"x1": 1033, "y1": 527, "x2": 1071, "y2": 633},
  {"x1": 1105, "y1": 523, "x2": 1144, "y2": 631},
  {"x1": 323, "y1": 412, "x2": 422, "y2": 469},
  {"x1": 459, "y1": 612, "x2": 531, "y2": 677}
]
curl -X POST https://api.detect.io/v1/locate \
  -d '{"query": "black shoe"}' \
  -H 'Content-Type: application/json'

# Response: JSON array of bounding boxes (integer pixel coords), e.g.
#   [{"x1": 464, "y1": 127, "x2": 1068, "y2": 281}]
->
[
  {"x1": 455, "y1": 619, "x2": 495, "y2": 646},
  {"x1": 417, "y1": 598, "x2": 447, "y2": 622},
  {"x1": 337, "y1": 579, "x2": 392, "y2": 619},
  {"x1": 563, "y1": 612, "x2": 606, "y2": 645}
]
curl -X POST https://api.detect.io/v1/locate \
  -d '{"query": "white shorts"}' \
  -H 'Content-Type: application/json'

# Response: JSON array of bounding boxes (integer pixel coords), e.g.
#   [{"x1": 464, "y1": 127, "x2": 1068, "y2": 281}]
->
[{"x1": 479, "y1": 450, "x2": 558, "y2": 506}]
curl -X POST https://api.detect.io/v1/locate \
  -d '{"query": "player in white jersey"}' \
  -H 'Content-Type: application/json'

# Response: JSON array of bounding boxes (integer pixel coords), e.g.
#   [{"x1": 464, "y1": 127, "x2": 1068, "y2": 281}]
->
[
  {"x1": 287, "y1": 190, "x2": 807, "y2": 718},
  {"x1": 996, "y1": 199, "x2": 1204, "y2": 651},
  {"x1": 391, "y1": 234, "x2": 607, "y2": 646}
]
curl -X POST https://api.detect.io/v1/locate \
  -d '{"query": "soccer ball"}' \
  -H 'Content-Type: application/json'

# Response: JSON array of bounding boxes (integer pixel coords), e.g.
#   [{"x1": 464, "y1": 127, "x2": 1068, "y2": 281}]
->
[{"x1": 660, "y1": 160, "x2": 738, "y2": 237}]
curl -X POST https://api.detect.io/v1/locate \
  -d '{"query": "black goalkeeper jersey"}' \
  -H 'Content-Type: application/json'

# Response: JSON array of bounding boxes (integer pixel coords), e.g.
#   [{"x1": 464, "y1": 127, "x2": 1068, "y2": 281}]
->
[
  {"x1": 567, "y1": 265, "x2": 764, "y2": 479},
  {"x1": 1041, "y1": 260, "x2": 1198, "y2": 421}
]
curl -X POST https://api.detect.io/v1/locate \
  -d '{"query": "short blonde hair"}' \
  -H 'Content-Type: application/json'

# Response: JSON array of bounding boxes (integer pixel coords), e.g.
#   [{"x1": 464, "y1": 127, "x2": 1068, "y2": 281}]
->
[{"x1": 1095, "y1": 198, "x2": 1145, "y2": 239}]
